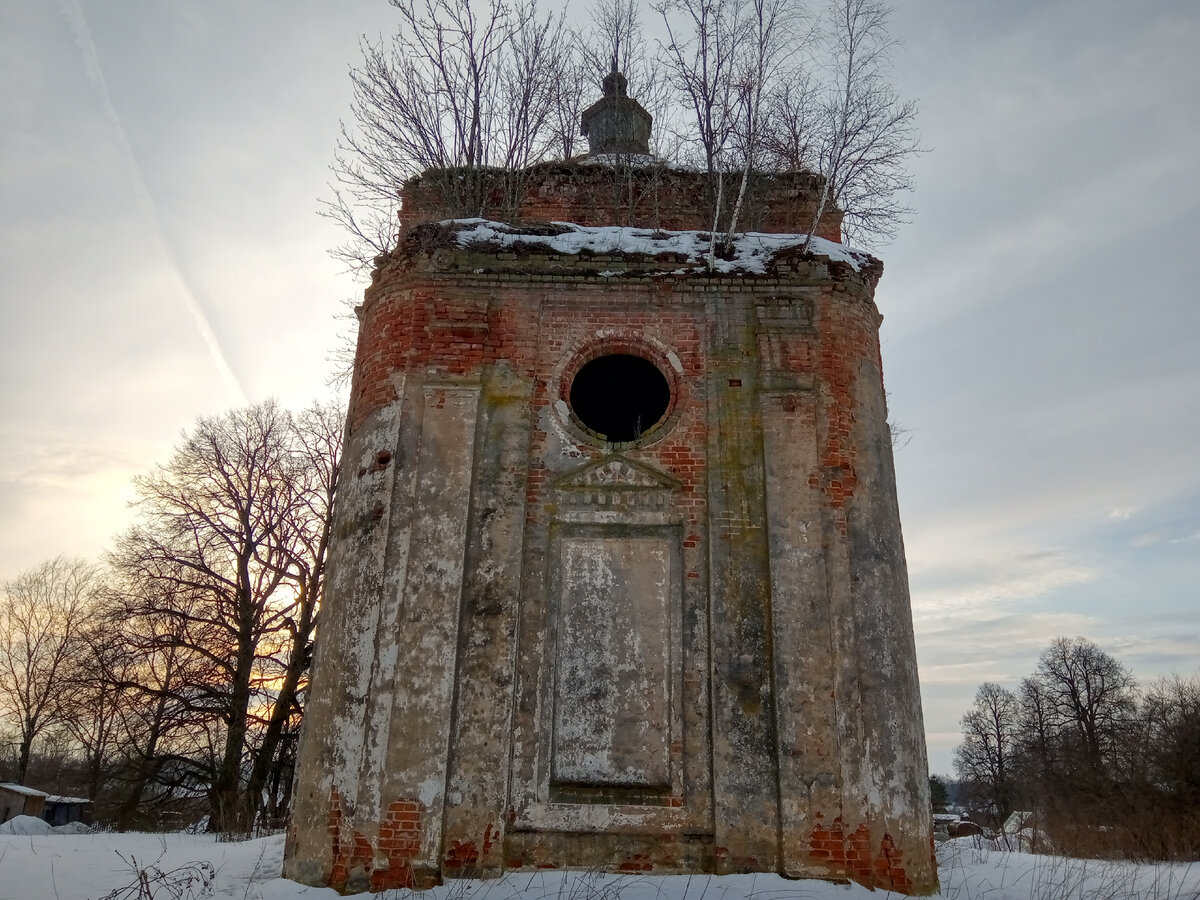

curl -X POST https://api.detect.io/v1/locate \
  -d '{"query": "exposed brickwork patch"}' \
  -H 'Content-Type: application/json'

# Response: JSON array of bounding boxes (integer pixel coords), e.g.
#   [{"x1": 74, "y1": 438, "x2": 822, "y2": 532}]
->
[
  {"x1": 445, "y1": 840, "x2": 480, "y2": 871},
  {"x1": 617, "y1": 853, "x2": 654, "y2": 872},
  {"x1": 808, "y1": 819, "x2": 914, "y2": 893},
  {"x1": 371, "y1": 799, "x2": 422, "y2": 891},
  {"x1": 326, "y1": 789, "x2": 420, "y2": 892}
]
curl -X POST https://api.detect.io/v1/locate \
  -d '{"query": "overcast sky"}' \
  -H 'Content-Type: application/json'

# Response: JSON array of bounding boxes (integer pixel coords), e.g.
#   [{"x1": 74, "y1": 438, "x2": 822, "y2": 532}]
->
[{"x1": 2, "y1": 0, "x2": 1197, "y2": 775}]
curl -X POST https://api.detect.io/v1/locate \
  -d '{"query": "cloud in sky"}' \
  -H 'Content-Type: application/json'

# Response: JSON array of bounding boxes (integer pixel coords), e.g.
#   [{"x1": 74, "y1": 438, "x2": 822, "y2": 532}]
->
[
  {"x1": 0, "y1": 1, "x2": 372, "y2": 580},
  {"x1": 58, "y1": 0, "x2": 246, "y2": 404},
  {"x1": 1, "y1": 0, "x2": 1198, "y2": 778},
  {"x1": 877, "y1": 0, "x2": 1200, "y2": 770}
]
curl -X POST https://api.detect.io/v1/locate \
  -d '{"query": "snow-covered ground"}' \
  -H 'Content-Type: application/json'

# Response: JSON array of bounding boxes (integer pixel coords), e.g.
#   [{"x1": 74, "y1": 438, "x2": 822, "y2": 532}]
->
[{"x1": 0, "y1": 819, "x2": 1196, "y2": 900}]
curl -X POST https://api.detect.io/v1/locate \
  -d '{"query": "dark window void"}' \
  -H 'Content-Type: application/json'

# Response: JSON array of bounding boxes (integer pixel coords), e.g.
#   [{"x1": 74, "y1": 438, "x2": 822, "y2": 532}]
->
[{"x1": 570, "y1": 354, "x2": 671, "y2": 443}]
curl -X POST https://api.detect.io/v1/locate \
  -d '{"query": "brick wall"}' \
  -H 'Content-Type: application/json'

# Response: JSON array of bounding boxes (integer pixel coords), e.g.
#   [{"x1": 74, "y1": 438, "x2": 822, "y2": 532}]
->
[
  {"x1": 399, "y1": 163, "x2": 844, "y2": 241},
  {"x1": 288, "y1": 169, "x2": 935, "y2": 895}
]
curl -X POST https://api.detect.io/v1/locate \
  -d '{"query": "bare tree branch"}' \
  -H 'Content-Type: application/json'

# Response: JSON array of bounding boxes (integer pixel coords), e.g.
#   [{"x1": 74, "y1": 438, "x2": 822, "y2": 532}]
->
[
  {"x1": 804, "y1": 0, "x2": 921, "y2": 249},
  {"x1": 105, "y1": 400, "x2": 342, "y2": 832},
  {"x1": 324, "y1": 0, "x2": 576, "y2": 275}
]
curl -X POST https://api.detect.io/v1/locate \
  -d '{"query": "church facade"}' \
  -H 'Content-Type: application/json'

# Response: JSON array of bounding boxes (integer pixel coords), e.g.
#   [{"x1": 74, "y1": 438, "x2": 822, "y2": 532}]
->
[{"x1": 284, "y1": 75, "x2": 936, "y2": 895}]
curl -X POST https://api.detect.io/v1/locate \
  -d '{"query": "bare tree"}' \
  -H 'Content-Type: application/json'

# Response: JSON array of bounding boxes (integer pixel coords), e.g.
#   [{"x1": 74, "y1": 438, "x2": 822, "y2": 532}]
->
[
  {"x1": 578, "y1": 0, "x2": 680, "y2": 162},
  {"x1": 1027, "y1": 636, "x2": 1137, "y2": 780},
  {"x1": 654, "y1": 0, "x2": 748, "y2": 267},
  {"x1": 1141, "y1": 674, "x2": 1200, "y2": 803},
  {"x1": 954, "y1": 681, "x2": 1021, "y2": 824},
  {"x1": 723, "y1": 0, "x2": 806, "y2": 239},
  {"x1": 656, "y1": 0, "x2": 744, "y2": 178},
  {"x1": 0, "y1": 557, "x2": 97, "y2": 785},
  {"x1": 760, "y1": 73, "x2": 821, "y2": 172},
  {"x1": 654, "y1": 0, "x2": 834, "y2": 256},
  {"x1": 61, "y1": 617, "x2": 133, "y2": 804},
  {"x1": 325, "y1": 0, "x2": 576, "y2": 276},
  {"x1": 107, "y1": 400, "x2": 342, "y2": 832},
  {"x1": 1137, "y1": 673, "x2": 1200, "y2": 856},
  {"x1": 1016, "y1": 672, "x2": 1058, "y2": 784},
  {"x1": 324, "y1": 0, "x2": 919, "y2": 280},
  {"x1": 548, "y1": 31, "x2": 593, "y2": 161},
  {"x1": 103, "y1": 588, "x2": 221, "y2": 830},
  {"x1": 1014, "y1": 638, "x2": 1138, "y2": 841},
  {"x1": 957, "y1": 648, "x2": 1200, "y2": 858},
  {"x1": 241, "y1": 401, "x2": 341, "y2": 828},
  {"x1": 582, "y1": 0, "x2": 645, "y2": 81},
  {"x1": 804, "y1": 0, "x2": 919, "y2": 249}
]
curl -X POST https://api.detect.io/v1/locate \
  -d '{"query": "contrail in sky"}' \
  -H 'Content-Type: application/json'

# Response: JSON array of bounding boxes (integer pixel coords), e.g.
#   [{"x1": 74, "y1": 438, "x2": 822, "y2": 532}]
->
[{"x1": 59, "y1": 0, "x2": 248, "y2": 406}]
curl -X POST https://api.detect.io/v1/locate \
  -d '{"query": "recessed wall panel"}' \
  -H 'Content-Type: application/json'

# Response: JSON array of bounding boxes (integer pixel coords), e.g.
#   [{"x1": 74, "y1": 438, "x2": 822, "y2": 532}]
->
[{"x1": 552, "y1": 535, "x2": 672, "y2": 789}]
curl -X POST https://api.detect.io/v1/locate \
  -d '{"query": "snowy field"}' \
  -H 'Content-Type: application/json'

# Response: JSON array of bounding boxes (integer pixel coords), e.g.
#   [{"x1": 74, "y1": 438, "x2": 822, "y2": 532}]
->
[{"x1": 0, "y1": 818, "x2": 1197, "y2": 900}]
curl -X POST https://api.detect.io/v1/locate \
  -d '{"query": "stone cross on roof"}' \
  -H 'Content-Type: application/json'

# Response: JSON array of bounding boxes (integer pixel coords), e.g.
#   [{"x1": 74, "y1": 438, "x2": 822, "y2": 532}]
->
[{"x1": 580, "y1": 67, "x2": 652, "y2": 155}]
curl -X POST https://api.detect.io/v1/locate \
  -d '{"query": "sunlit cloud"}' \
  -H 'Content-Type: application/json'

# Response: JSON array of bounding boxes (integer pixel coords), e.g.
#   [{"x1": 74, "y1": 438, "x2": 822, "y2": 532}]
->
[
  {"x1": 915, "y1": 611, "x2": 1101, "y2": 685},
  {"x1": 0, "y1": 429, "x2": 157, "y2": 491},
  {"x1": 1130, "y1": 526, "x2": 1200, "y2": 548},
  {"x1": 908, "y1": 542, "x2": 1099, "y2": 616},
  {"x1": 1106, "y1": 633, "x2": 1200, "y2": 673}
]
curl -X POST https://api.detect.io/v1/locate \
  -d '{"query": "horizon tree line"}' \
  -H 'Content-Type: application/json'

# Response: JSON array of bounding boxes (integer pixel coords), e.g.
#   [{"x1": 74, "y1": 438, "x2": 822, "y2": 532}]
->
[{"x1": 953, "y1": 636, "x2": 1200, "y2": 860}]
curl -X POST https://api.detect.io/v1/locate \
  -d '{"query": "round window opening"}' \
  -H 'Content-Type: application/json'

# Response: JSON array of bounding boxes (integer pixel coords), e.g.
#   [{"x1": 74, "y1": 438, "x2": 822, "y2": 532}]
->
[{"x1": 569, "y1": 353, "x2": 671, "y2": 444}]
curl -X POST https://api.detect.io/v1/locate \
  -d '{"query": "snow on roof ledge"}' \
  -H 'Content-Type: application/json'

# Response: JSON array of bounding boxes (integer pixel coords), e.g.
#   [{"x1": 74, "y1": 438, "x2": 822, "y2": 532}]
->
[
  {"x1": 445, "y1": 219, "x2": 870, "y2": 275},
  {"x1": 0, "y1": 783, "x2": 49, "y2": 797}
]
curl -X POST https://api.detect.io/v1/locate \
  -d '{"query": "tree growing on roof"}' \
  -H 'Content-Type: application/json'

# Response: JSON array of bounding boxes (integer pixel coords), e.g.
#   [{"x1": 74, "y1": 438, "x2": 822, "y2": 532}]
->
[
  {"x1": 578, "y1": 0, "x2": 679, "y2": 160},
  {"x1": 326, "y1": 0, "x2": 920, "y2": 276},
  {"x1": 803, "y1": 0, "x2": 920, "y2": 249},
  {"x1": 323, "y1": 0, "x2": 576, "y2": 277},
  {"x1": 646, "y1": 0, "x2": 920, "y2": 251},
  {"x1": 655, "y1": 0, "x2": 809, "y2": 255}
]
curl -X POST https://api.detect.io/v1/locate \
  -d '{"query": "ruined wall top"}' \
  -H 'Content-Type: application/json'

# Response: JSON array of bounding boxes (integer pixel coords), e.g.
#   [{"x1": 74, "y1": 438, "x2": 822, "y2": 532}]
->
[
  {"x1": 396, "y1": 68, "x2": 842, "y2": 243},
  {"x1": 399, "y1": 165, "x2": 843, "y2": 242}
]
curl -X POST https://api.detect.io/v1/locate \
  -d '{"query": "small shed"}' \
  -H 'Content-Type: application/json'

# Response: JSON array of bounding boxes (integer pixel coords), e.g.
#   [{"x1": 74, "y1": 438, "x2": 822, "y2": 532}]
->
[
  {"x1": 43, "y1": 795, "x2": 89, "y2": 826},
  {"x1": 0, "y1": 783, "x2": 48, "y2": 823}
]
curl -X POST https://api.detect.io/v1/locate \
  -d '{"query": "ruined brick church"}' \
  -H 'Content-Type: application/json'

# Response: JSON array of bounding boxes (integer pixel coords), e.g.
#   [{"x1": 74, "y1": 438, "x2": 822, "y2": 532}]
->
[{"x1": 284, "y1": 71, "x2": 936, "y2": 894}]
